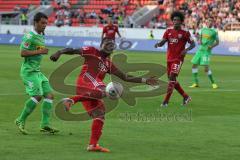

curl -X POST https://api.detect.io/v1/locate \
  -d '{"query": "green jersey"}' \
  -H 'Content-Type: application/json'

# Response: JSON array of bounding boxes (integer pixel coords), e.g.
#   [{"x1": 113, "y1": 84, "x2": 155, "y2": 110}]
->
[
  {"x1": 20, "y1": 31, "x2": 45, "y2": 74},
  {"x1": 200, "y1": 27, "x2": 219, "y2": 47}
]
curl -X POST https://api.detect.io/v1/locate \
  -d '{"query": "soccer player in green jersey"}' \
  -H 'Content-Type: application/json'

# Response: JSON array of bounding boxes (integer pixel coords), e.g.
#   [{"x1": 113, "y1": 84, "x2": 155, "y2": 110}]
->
[
  {"x1": 15, "y1": 12, "x2": 59, "y2": 134},
  {"x1": 190, "y1": 18, "x2": 219, "y2": 89}
]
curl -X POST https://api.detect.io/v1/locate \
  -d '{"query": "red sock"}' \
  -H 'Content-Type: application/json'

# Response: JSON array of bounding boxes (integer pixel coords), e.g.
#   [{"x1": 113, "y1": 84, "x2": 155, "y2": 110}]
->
[
  {"x1": 163, "y1": 81, "x2": 176, "y2": 103},
  {"x1": 89, "y1": 118, "x2": 104, "y2": 145},
  {"x1": 175, "y1": 81, "x2": 188, "y2": 98}
]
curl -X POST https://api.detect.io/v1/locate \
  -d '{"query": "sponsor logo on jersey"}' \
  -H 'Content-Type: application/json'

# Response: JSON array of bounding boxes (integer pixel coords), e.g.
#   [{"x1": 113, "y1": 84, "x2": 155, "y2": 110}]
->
[
  {"x1": 169, "y1": 38, "x2": 178, "y2": 43},
  {"x1": 98, "y1": 61, "x2": 108, "y2": 72},
  {"x1": 36, "y1": 46, "x2": 45, "y2": 50},
  {"x1": 26, "y1": 33, "x2": 32, "y2": 39},
  {"x1": 24, "y1": 42, "x2": 30, "y2": 48}
]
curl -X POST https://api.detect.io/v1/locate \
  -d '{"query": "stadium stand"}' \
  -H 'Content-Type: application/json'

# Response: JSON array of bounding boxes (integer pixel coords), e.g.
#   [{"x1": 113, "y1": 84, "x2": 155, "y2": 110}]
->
[
  {"x1": 0, "y1": 0, "x2": 40, "y2": 12},
  {"x1": 0, "y1": 0, "x2": 239, "y2": 30}
]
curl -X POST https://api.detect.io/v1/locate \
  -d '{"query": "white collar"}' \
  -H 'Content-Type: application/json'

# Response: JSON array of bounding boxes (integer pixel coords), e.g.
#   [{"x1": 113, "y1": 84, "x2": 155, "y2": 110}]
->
[{"x1": 32, "y1": 29, "x2": 43, "y2": 35}]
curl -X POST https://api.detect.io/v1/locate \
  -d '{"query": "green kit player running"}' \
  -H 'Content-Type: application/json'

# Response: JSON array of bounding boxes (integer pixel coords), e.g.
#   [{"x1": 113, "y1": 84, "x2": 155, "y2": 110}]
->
[
  {"x1": 15, "y1": 12, "x2": 59, "y2": 134},
  {"x1": 190, "y1": 18, "x2": 219, "y2": 89}
]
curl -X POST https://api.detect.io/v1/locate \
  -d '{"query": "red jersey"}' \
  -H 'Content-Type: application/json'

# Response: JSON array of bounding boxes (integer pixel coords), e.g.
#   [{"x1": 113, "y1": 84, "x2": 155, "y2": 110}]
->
[
  {"x1": 163, "y1": 27, "x2": 193, "y2": 62},
  {"x1": 78, "y1": 46, "x2": 118, "y2": 88},
  {"x1": 103, "y1": 24, "x2": 119, "y2": 40}
]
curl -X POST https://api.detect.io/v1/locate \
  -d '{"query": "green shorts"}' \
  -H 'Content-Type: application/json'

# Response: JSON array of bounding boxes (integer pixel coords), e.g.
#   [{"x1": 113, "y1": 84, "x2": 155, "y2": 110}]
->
[
  {"x1": 21, "y1": 72, "x2": 52, "y2": 96},
  {"x1": 191, "y1": 46, "x2": 211, "y2": 65}
]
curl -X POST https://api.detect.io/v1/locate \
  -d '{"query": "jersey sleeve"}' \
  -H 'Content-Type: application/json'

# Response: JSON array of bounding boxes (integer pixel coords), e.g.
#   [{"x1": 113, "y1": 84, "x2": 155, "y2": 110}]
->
[
  {"x1": 81, "y1": 46, "x2": 95, "y2": 57},
  {"x1": 115, "y1": 26, "x2": 119, "y2": 33},
  {"x1": 162, "y1": 29, "x2": 169, "y2": 40},
  {"x1": 103, "y1": 26, "x2": 107, "y2": 34},
  {"x1": 20, "y1": 33, "x2": 34, "y2": 50}
]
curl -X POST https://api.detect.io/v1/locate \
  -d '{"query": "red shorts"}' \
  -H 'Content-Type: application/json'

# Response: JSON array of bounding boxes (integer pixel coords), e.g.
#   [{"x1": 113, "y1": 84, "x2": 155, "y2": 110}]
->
[
  {"x1": 82, "y1": 99, "x2": 105, "y2": 118},
  {"x1": 75, "y1": 76, "x2": 106, "y2": 116},
  {"x1": 167, "y1": 61, "x2": 183, "y2": 76}
]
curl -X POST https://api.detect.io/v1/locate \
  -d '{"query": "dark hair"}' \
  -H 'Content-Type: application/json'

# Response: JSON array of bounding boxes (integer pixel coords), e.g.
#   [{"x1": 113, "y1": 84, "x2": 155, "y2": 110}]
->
[
  {"x1": 102, "y1": 37, "x2": 114, "y2": 43},
  {"x1": 171, "y1": 11, "x2": 185, "y2": 22},
  {"x1": 33, "y1": 12, "x2": 48, "y2": 23}
]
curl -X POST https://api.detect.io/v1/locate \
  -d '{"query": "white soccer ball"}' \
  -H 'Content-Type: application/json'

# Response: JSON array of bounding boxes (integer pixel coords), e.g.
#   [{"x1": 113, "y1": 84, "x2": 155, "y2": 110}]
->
[{"x1": 105, "y1": 82, "x2": 123, "y2": 99}]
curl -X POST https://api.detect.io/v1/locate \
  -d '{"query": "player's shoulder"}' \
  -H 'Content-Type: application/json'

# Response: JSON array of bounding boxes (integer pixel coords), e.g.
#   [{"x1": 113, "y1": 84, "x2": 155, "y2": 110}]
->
[
  {"x1": 211, "y1": 28, "x2": 218, "y2": 33},
  {"x1": 23, "y1": 31, "x2": 34, "y2": 40},
  {"x1": 113, "y1": 24, "x2": 118, "y2": 28},
  {"x1": 82, "y1": 46, "x2": 97, "y2": 52},
  {"x1": 181, "y1": 27, "x2": 190, "y2": 32},
  {"x1": 165, "y1": 27, "x2": 174, "y2": 31},
  {"x1": 82, "y1": 46, "x2": 99, "y2": 55}
]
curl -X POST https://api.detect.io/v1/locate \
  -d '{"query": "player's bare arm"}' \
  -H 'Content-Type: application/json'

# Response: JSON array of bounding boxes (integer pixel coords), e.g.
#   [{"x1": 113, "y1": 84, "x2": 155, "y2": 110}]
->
[
  {"x1": 181, "y1": 40, "x2": 196, "y2": 57},
  {"x1": 209, "y1": 38, "x2": 219, "y2": 49},
  {"x1": 50, "y1": 48, "x2": 82, "y2": 61},
  {"x1": 154, "y1": 38, "x2": 167, "y2": 48},
  {"x1": 112, "y1": 69, "x2": 159, "y2": 86},
  {"x1": 117, "y1": 30, "x2": 121, "y2": 38},
  {"x1": 101, "y1": 31, "x2": 105, "y2": 43},
  {"x1": 21, "y1": 48, "x2": 48, "y2": 57}
]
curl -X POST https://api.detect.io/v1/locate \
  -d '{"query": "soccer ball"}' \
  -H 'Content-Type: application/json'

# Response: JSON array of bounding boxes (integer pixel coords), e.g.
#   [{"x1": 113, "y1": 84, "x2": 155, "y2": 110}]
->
[{"x1": 105, "y1": 82, "x2": 123, "y2": 99}]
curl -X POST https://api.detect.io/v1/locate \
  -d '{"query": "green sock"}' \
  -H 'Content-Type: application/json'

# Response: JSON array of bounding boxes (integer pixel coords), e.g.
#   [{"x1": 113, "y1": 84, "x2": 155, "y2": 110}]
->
[
  {"x1": 41, "y1": 99, "x2": 53, "y2": 128},
  {"x1": 207, "y1": 70, "x2": 215, "y2": 84},
  {"x1": 208, "y1": 73, "x2": 215, "y2": 84},
  {"x1": 192, "y1": 68, "x2": 198, "y2": 84},
  {"x1": 17, "y1": 98, "x2": 38, "y2": 122}
]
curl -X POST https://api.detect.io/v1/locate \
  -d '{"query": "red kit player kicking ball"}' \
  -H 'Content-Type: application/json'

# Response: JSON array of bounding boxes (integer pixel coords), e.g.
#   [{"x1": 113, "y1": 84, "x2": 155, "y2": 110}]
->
[
  {"x1": 50, "y1": 38, "x2": 158, "y2": 152},
  {"x1": 155, "y1": 11, "x2": 195, "y2": 107}
]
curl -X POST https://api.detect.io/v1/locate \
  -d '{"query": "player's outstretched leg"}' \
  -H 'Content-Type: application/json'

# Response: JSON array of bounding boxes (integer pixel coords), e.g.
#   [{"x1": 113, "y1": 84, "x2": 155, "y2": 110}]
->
[
  {"x1": 15, "y1": 96, "x2": 41, "y2": 134},
  {"x1": 190, "y1": 65, "x2": 199, "y2": 88},
  {"x1": 205, "y1": 66, "x2": 218, "y2": 89},
  {"x1": 40, "y1": 93, "x2": 59, "y2": 134},
  {"x1": 83, "y1": 101, "x2": 110, "y2": 153}
]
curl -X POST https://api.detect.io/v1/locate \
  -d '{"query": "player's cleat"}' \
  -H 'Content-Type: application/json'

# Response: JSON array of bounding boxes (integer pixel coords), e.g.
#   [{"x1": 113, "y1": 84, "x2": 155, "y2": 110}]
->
[
  {"x1": 87, "y1": 144, "x2": 110, "y2": 153},
  {"x1": 189, "y1": 83, "x2": 199, "y2": 88},
  {"x1": 161, "y1": 102, "x2": 168, "y2": 107},
  {"x1": 62, "y1": 98, "x2": 74, "y2": 111},
  {"x1": 40, "y1": 126, "x2": 59, "y2": 134},
  {"x1": 182, "y1": 96, "x2": 192, "y2": 106},
  {"x1": 212, "y1": 83, "x2": 218, "y2": 89},
  {"x1": 15, "y1": 119, "x2": 28, "y2": 135}
]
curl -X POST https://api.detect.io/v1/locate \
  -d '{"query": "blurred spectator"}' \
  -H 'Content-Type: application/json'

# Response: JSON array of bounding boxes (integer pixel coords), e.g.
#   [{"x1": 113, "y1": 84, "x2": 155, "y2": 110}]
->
[
  {"x1": 122, "y1": 0, "x2": 129, "y2": 6},
  {"x1": 55, "y1": 15, "x2": 64, "y2": 27},
  {"x1": 14, "y1": 5, "x2": 21, "y2": 12},
  {"x1": 20, "y1": 12, "x2": 28, "y2": 25},
  {"x1": 41, "y1": 0, "x2": 50, "y2": 5},
  {"x1": 78, "y1": 8, "x2": 86, "y2": 24},
  {"x1": 65, "y1": 17, "x2": 72, "y2": 26},
  {"x1": 158, "y1": 0, "x2": 164, "y2": 5},
  {"x1": 148, "y1": 30, "x2": 154, "y2": 39},
  {"x1": 101, "y1": 5, "x2": 113, "y2": 14},
  {"x1": 7, "y1": 30, "x2": 11, "y2": 34},
  {"x1": 88, "y1": 10, "x2": 98, "y2": 19},
  {"x1": 155, "y1": 19, "x2": 167, "y2": 29},
  {"x1": 28, "y1": 4, "x2": 36, "y2": 12}
]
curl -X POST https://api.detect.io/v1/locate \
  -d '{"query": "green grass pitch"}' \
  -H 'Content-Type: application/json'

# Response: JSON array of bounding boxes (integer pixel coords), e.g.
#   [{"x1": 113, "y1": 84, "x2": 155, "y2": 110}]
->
[{"x1": 0, "y1": 44, "x2": 240, "y2": 160}]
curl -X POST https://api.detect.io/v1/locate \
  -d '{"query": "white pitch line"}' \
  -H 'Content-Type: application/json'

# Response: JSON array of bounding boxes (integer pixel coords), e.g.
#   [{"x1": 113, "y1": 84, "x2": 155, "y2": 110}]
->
[{"x1": 0, "y1": 89, "x2": 239, "y2": 96}]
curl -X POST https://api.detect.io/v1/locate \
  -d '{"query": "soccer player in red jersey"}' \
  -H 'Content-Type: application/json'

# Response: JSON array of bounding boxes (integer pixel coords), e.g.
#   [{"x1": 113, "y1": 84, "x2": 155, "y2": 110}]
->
[
  {"x1": 101, "y1": 18, "x2": 121, "y2": 44},
  {"x1": 155, "y1": 11, "x2": 195, "y2": 107},
  {"x1": 50, "y1": 38, "x2": 158, "y2": 152}
]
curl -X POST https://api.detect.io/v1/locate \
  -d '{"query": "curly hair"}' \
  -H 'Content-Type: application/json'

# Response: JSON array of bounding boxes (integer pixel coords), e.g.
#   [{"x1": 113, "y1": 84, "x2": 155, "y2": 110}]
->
[{"x1": 171, "y1": 11, "x2": 185, "y2": 22}]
